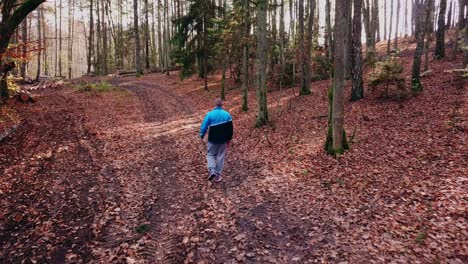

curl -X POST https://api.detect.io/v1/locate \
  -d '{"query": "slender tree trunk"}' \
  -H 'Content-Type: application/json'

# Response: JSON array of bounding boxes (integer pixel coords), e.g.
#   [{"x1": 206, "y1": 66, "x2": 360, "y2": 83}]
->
[
  {"x1": 298, "y1": 0, "x2": 307, "y2": 94},
  {"x1": 394, "y1": 0, "x2": 401, "y2": 50},
  {"x1": 55, "y1": 0, "x2": 58, "y2": 76},
  {"x1": 405, "y1": 0, "x2": 409, "y2": 36},
  {"x1": 157, "y1": 0, "x2": 163, "y2": 70},
  {"x1": 447, "y1": 0, "x2": 453, "y2": 29},
  {"x1": 68, "y1": 0, "x2": 75, "y2": 79},
  {"x1": 301, "y1": 0, "x2": 314, "y2": 95},
  {"x1": 372, "y1": 0, "x2": 378, "y2": 46},
  {"x1": 96, "y1": 0, "x2": 101, "y2": 74},
  {"x1": 134, "y1": 0, "x2": 142, "y2": 74},
  {"x1": 164, "y1": 0, "x2": 171, "y2": 74},
  {"x1": 102, "y1": 0, "x2": 108, "y2": 75},
  {"x1": 325, "y1": 0, "x2": 333, "y2": 61},
  {"x1": 464, "y1": 0, "x2": 468, "y2": 67},
  {"x1": 279, "y1": 0, "x2": 285, "y2": 89},
  {"x1": 256, "y1": 0, "x2": 268, "y2": 127},
  {"x1": 241, "y1": 0, "x2": 249, "y2": 111},
  {"x1": 345, "y1": 0, "x2": 353, "y2": 78},
  {"x1": 36, "y1": 8, "x2": 42, "y2": 81},
  {"x1": 424, "y1": 0, "x2": 434, "y2": 71},
  {"x1": 452, "y1": 0, "x2": 465, "y2": 59},
  {"x1": 412, "y1": 0, "x2": 425, "y2": 92},
  {"x1": 41, "y1": 9, "x2": 48, "y2": 76},
  {"x1": 87, "y1": 0, "x2": 94, "y2": 74},
  {"x1": 144, "y1": 0, "x2": 150, "y2": 70},
  {"x1": 330, "y1": 0, "x2": 348, "y2": 153},
  {"x1": 351, "y1": 0, "x2": 364, "y2": 101},
  {"x1": 59, "y1": 0, "x2": 63, "y2": 77},
  {"x1": 270, "y1": 0, "x2": 278, "y2": 76},
  {"x1": 435, "y1": 0, "x2": 447, "y2": 58},
  {"x1": 20, "y1": 19, "x2": 28, "y2": 78},
  {"x1": 384, "y1": 0, "x2": 387, "y2": 40},
  {"x1": 387, "y1": 0, "x2": 394, "y2": 54}
]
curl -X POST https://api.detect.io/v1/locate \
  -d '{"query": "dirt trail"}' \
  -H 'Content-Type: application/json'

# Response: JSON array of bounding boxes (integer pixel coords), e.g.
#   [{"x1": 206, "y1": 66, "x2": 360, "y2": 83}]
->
[{"x1": 1, "y1": 66, "x2": 466, "y2": 263}]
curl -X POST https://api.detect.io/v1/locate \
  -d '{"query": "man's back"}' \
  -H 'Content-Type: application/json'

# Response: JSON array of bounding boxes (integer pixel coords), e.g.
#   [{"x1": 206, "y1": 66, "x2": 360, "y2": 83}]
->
[{"x1": 200, "y1": 107, "x2": 233, "y2": 144}]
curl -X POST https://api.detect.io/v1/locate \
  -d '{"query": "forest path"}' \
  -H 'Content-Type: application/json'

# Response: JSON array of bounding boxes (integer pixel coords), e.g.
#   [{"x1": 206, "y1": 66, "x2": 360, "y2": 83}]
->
[{"x1": 86, "y1": 75, "x2": 320, "y2": 263}]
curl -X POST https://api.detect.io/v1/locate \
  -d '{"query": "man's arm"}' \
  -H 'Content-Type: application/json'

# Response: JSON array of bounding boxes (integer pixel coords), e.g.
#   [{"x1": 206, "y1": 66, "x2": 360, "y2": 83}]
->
[{"x1": 200, "y1": 113, "x2": 210, "y2": 139}]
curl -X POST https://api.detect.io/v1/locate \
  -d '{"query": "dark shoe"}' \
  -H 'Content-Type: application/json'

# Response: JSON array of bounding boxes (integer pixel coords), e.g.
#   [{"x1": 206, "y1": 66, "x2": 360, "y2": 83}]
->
[
  {"x1": 208, "y1": 173, "x2": 216, "y2": 181},
  {"x1": 214, "y1": 175, "x2": 222, "y2": 182}
]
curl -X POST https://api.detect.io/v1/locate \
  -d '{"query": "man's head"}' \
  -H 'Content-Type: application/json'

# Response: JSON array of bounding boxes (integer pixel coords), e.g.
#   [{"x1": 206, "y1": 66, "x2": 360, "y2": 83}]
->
[{"x1": 214, "y1": 98, "x2": 223, "y2": 107}]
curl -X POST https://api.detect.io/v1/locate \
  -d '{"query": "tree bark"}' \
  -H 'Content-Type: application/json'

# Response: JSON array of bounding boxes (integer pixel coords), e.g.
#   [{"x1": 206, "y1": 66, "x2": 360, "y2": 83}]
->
[
  {"x1": 331, "y1": 0, "x2": 347, "y2": 153},
  {"x1": 87, "y1": 0, "x2": 94, "y2": 74},
  {"x1": 301, "y1": 0, "x2": 314, "y2": 95},
  {"x1": 387, "y1": 0, "x2": 394, "y2": 54},
  {"x1": 447, "y1": 0, "x2": 453, "y2": 29},
  {"x1": 412, "y1": 0, "x2": 425, "y2": 92},
  {"x1": 394, "y1": 0, "x2": 401, "y2": 51},
  {"x1": 20, "y1": 18, "x2": 28, "y2": 78},
  {"x1": 435, "y1": 0, "x2": 447, "y2": 59},
  {"x1": 144, "y1": 0, "x2": 150, "y2": 70},
  {"x1": 241, "y1": 0, "x2": 249, "y2": 111},
  {"x1": 351, "y1": 0, "x2": 364, "y2": 101},
  {"x1": 134, "y1": 0, "x2": 142, "y2": 74},
  {"x1": 325, "y1": 0, "x2": 333, "y2": 61},
  {"x1": 36, "y1": 8, "x2": 42, "y2": 81},
  {"x1": 256, "y1": 0, "x2": 268, "y2": 127},
  {"x1": 424, "y1": 0, "x2": 434, "y2": 71}
]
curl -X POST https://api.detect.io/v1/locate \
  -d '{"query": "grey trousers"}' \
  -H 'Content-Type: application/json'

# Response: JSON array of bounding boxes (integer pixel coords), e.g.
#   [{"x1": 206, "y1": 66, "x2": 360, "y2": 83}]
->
[{"x1": 207, "y1": 142, "x2": 228, "y2": 175}]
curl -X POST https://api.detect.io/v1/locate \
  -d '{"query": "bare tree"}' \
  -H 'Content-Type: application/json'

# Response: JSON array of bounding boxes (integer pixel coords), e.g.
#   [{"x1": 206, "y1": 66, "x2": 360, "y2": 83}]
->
[
  {"x1": 435, "y1": 0, "x2": 447, "y2": 59},
  {"x1": 256, "y1": 0, "x2": 269, "y2": 127},
  {"x1": 134, "y1": 0, "x2": 143, "y2": 74},
  {"x1": 412, "y1": 0, "x2": 426, "y2": 92},
  {"x1": 351, "y1": 0, "x2": 364, "y2": 101}
]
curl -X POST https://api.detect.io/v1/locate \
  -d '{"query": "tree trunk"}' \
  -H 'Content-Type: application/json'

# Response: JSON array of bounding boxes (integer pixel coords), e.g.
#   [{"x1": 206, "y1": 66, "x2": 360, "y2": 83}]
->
[
  {"x1": 374, "y1": 0, "x2": 381, "y2": 42},
  {"x1": 345, "y1": 0, "x2": 353, "y2": 78},
  {"x1": 301, "y1": 0, "x2": 314, "y2": 95},
  {"x1": 102, "y1": 0, "x2": 108, "y2": 75},
  {"x1": 279, "y1": 0, "x2": 285, "y2": 90},
  {"x1": 41, "y1": 9, "x2": 48, "y2": 76},
  {"x1": 384, "y1": 0, "x2": 387, "y2": 40},
  {"x1": 329, "y1": 0, "x2": 348, "y2": 154},
  {"x1": 387, "y1": 0, "x2": 394, "y2": 54},
  {"x1": 351, "y1": 0, "x2": 364, "y2": 101},
  {"x1": 405, "y1": 0, "x2": 409, "y2": 37},
  {"x1": 325, "y1": 0, "x2": 333, "y2": 61},
  {"x1": 452, "y1": 0, "x2": 465, "y2": 60},
  {"x1": 36, "y1": 8, "x2": 42, "y2": 81},
  {"x1": 241, "y1": 0, "x2": 249, "y2": 111},
  {"x1": 59, "y1": 0, "x2": 63, "y2": 77},
  {"x1": 424, "y1": 0, "x2": 434, "y2": 71},
  {"x1": 256, "y1": 0, "x2": 268, "y2": 127},
  {"x1": 144, "y1": 0, "x2": 150, "y2": 70},
  {"x1": 412, "y1": 0, "x2": 425, "y2": 92},
  {"x1": 134, "y1": 0, "x2": 142, "y2": 74},
  {"x1": 157, "y1": 0, "x2": 164, "y2": 70},
  {"x1": 68, "y1": 0, "x2": 75, "y2": 79},
  {"x1": 464, "y1": 0, "x2": 468, "y2": 67},
  {"x1": 435, "y1": 0, "x2": 447, "y2": 59},
  {"x1": 394, "y1": 0, "x2": 401, "y2": 50},
  {"x1": 96, "y1": 0, "x2": 101, "y2": 74},
  {"x1": 270, "y1": 0, "x2": 278, "y2": 76},
  {"x1": 87, "y1": 0, "x2": 94, "y2": 74},
  {"x1": 20, "y1": 19, "x2": 28, "y2": 78},
  {"x1": 447, "y1": 0, "x2": 453, "y2": 29}
]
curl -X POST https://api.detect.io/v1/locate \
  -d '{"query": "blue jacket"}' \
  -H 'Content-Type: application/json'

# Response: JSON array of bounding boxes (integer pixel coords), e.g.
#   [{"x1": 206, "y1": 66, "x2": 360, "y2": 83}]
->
[{"x1": 200, "y1": 107, "x2": 233, "y2": 144}]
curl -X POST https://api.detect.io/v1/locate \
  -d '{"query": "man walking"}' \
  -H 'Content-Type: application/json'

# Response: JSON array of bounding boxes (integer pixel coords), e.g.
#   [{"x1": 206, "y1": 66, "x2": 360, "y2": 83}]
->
[{"x1": 200, "y1": 99, "x2": 233, "y2": 182}]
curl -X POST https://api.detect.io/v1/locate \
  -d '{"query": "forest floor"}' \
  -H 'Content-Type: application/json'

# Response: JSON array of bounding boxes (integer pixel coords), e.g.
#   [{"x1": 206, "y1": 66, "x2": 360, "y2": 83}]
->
[{"x1": 0, "y1": 43, "x2": 467, "y2": 263}]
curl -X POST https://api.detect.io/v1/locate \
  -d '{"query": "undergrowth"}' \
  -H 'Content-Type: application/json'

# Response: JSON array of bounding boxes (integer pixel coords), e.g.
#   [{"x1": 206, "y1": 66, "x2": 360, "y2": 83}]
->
[{"x1": 76, "y1": 81, "x2": 116, "y2": 92}]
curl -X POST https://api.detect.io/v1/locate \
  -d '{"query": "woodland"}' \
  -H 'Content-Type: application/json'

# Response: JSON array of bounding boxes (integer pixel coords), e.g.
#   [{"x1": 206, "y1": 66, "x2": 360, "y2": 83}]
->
[{"x1": 0, "y1": 0, "x2": 467, "y2": 263}]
